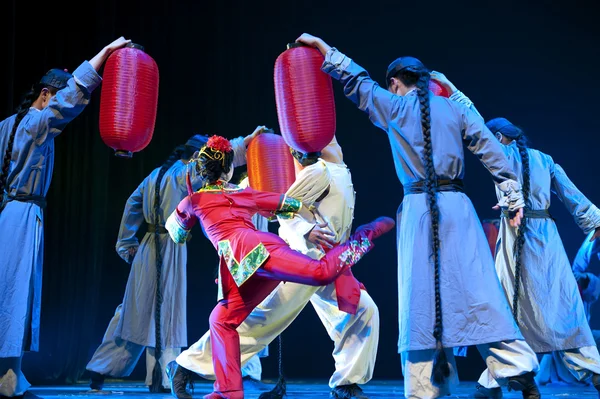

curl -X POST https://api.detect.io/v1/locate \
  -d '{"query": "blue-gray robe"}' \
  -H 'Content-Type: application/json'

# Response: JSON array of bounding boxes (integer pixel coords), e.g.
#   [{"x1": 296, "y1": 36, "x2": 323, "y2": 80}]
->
[
  {"x1": 112, "y1": 138, "x2": 248, "y2": 348},
  {"x1": 494, "y1": 144, "x2": 600, "y2": 352},
  {"x1": 0, "y1": 62, "x2": 101, "y2": 357},
  {"x1": 322, "y1": 49, "x2": 523, "y2": 352},
  {"x1": 573, "y1": 231, "x2": 600, "y2": 321}
]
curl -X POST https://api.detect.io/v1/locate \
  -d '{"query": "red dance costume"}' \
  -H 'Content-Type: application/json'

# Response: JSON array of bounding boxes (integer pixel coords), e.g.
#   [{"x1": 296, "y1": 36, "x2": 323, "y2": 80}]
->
[{"x1": 166, "y1": 180, "x2": 392, "y2": 399}]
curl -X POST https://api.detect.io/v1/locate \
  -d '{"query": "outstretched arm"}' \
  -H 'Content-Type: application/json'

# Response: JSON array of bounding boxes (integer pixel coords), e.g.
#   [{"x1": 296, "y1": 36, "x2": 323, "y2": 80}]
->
[
  {"x1": 430, "y1": 71, "x2": 483, "y2": 118},
  {"x1": 33, "y1": 37, "x2": 131, "y2": 142},
  {"x1": 461, "y1": 106, "x2": 524, "y2": 226},
  {"x1": 231, "y1": 125, "x2": 270, "y2": 168},
  {"x1": 296, "y1": 33, "x2": 405, "y2": 131},
  {"x1": 550, "y1": 158, "x2": 600, "y2": 234}
]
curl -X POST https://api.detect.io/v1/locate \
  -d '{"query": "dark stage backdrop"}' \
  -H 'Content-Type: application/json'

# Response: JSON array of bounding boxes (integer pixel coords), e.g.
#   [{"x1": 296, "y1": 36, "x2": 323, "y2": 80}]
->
[{"x1": 1, "y1": 0, "x2": 599, "y2": 385}]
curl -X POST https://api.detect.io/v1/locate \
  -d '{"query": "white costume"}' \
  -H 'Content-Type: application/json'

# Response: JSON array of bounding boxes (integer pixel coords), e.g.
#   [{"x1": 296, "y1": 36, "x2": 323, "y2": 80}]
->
[{"x1": 176, "y1": 151, "x2": 380, "y2": 389}]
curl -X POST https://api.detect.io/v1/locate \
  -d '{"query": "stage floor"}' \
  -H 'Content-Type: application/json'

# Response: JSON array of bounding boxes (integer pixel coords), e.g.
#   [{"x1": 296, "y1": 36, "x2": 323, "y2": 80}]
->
[{"x1": 27, "y1": 380, "x2": 599, "y2": 398}]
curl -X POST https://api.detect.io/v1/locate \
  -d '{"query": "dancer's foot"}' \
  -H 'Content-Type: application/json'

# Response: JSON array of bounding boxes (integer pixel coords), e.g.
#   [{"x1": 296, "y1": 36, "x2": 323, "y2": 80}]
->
[
  {"x1": 330, "y1": 383, "x2": 369, "y2": 399},
  {"x1": 89, "y1": 371, "x2": 105, "y2": 391},
  {"x1": 507, "y1": 372, "x2": 540, "y2": 399},
  {"x1": 166, "y1": 361, "x2": 193, "y2": 399},
  {"x1": 593, "y1": 373, "x2": 600, "y2": 397},
  {"x1": 354, "y1": 217, "x2": 395, "y2": 241},
  {"x1": 473, "y1": 384, "x2": 503, "y2": 398}
]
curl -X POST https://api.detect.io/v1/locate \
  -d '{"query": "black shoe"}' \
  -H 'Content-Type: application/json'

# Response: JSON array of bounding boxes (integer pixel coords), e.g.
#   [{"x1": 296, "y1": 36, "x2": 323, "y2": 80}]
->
[
  {"x1": 330, "y1": 384, "x2": 369, "y2": 399},
  {"x1": 473, "y1": 384, "x2": 503, "y2": 398},
  {"x1": 592, "y1": 373, "x2": 600, "y2": 397},
  {"x1": 166, "y1": 361, "x2": 193, "y2": 399},
  {"x1": 507, "y1": 372, "x2": 541, "y2": 399},
  {"x1": 89, "y1": 371, "x2": 105, "y2": 391}
]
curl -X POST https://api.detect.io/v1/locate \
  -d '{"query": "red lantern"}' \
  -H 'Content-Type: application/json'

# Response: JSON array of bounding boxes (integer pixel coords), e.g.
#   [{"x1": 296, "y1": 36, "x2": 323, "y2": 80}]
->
[
  {"x1": 247, "y1": 133, "x2": 295, "y2": 194},
  {"x1": 429, "y1": 79, "x2": 450, "y2": 97},
  {"x1": 482, "y1": 219, "x2": 500, "y2": 258},
  {"x1": 99, "y1": 43, "x2": 159, "y2": 158},
  {"x1": 274, "y1": 43, "x2": 336, "y2": 154}
]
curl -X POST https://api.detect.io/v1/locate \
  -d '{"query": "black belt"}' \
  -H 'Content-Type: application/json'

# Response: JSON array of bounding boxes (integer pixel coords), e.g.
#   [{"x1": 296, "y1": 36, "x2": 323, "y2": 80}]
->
[
  {"x1": 404, "y1": 179, "x2": 464, "y2": 195},
  {"x1": 0, "y1": 193, "x2": 47, "y2": 212},
  {"x1": 502, "y1": 208, "x2": 552, "y2": 219},
  {"x1": 147, "y1": 224, "x2": 168, "y2": 234}
]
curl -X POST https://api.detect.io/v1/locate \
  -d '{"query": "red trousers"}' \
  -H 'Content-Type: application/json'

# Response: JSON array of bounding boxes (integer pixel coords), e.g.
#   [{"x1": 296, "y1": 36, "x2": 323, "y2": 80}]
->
[{"x1": 208, "y1": 234, "x2": 370, "y2": 398}]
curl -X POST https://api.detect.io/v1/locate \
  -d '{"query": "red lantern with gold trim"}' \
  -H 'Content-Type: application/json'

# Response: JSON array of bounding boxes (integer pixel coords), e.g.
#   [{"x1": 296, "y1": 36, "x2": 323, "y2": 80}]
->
[
  {"x1": 247, "y1": 132, "x2": 295, "y2": 194},
  {"x1": 274, "y1": 43, "x2": 336, "y2": 154},
  {"x1": 99, "y1": 43, "x2": 159, "y2": 158}
]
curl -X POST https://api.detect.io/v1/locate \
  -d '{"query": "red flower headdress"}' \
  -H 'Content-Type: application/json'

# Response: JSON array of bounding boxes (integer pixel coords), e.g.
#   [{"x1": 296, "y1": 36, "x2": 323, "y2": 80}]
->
[
  {"x1": 195, "y1": 135, "x2": 233, "y2": 168},
  {"x1": 206, "y1": 135, "x2": 233, "y2": 153}
]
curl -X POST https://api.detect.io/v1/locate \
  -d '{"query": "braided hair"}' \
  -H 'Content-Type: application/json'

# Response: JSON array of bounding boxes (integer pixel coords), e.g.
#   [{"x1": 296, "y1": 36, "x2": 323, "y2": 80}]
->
[
  {"x1": 487, "y1": 119, "x2": 530, "y2": 324},
  {"x1": 394, "y1": 66, "x2": 449, "y2": 385},
  {"x1": 511, "y1": 131, "x2": 530, "y2": 323},
  {"x1": 0, "y1": 85, "x2": 57, "y2": 200},
  {"x1": 149, "y1": 143, "x2": 197, "y2": 392}
]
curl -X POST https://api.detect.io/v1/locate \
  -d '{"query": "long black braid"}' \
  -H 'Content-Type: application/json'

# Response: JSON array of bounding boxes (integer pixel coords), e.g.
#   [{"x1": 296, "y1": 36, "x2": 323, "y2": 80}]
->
[
  {"x1": 511, "y1": 133, "x2": 530, "y2": 323},
  {"x1": 149, "y1": 144, "x2": 191, "y2": 392},
  {"x1": 396, "y1": 67, "x2": 449, "y2": 385},
  {"x1": 0, "y1": 85, "x2": 54, "y2": 207}
]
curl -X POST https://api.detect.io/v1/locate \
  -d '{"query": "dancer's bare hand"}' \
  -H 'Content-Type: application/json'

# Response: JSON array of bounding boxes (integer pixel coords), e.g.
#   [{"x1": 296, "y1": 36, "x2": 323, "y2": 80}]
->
[
  {"x1": 590, "y1": 227, "x2": 600, "y2": 242},
  {"x1": 105, "y1": 36, "x2": 132, "y2": 54},
  {"x1": 244, "y1": 125, "x2": 270, "y2": 147},
  {"x1": 295, "y1": 33, "x2": 331, "y2": 56},
  {"x1": 430, "y1": 71, "x2": 457, "y2": 94},
  {"x1": 307, "y1": 222, "x2": 336, "y2": 249},
  {"x1": 492, "y1": 205, "x2": 523, "y2": 227}
]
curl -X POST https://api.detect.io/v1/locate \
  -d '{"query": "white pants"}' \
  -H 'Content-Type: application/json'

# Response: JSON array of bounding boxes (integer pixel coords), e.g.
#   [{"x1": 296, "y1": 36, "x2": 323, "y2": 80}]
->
[
  {"x1": 86, "y1": 304, "x2": 180, "y2": 389},
  {"x1": 402, "y1": 340, "x2": 539, "y2": 399},
  {"x1": 521, "y1": 346, "x2": 600, "y2": 387},
  {"x1": 0, "y1": 356, "x2": 30, "y2": 397},
  {"x1": 177, "y1": 281, "x2": 379, "y2": 388}
]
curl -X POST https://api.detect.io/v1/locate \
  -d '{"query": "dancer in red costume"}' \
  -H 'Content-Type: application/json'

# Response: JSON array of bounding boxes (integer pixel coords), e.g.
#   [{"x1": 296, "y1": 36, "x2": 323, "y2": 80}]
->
[{"x1": 165, "y1": 135, "x2": 394, "y2": 399}]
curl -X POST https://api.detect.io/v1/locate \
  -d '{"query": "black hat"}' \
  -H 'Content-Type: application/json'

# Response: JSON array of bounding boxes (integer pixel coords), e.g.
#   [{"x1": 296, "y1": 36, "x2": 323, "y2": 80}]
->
[
  {"x1": 289, "y1": 147, "x2": 321, "y2": 167},
  {"x1": 385, "y1": 57, "x2": 427, "y2": 87},
  {"x1": 185, "y1": 134, "x2": 210, "y2": 150},
  {"x1": 486, "y1": 117, "x2": 522, "y2": 139},
  {"x1": 39, "y1": 69, "x2": 72, "y2": 90}
]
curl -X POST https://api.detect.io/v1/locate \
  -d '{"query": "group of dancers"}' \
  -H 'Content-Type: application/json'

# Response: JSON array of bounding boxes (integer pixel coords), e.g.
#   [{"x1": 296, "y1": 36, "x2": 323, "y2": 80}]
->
[{"x1": 2, "y1": 32, "x2": 600, "y2": 399}]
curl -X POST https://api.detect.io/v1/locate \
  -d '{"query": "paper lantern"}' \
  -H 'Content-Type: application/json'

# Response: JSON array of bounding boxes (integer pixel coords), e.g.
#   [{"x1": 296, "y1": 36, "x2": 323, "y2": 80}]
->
[
  {"x1": 429, "y1": 79, "x2": 450, "y2": 97},
  {"x1": 99, "y1": 43, "x2": 159, "y2": 158},
  {"x1": 274, "y1": 43, "x2": 336, "y2": 154},
  {"x1": 482, "y1": 219, "x2": 500, "y2": 258},
  {"x1": 247, "y1": 133, "x2": 295, "y2": 194}
]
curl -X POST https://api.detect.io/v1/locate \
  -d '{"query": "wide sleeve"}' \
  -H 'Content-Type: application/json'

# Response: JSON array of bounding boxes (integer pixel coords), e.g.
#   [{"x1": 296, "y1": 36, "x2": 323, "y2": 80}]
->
[
  {"x1": 166, "y1": 196, "x2": 198, "y2": 244},
  {"x1": 30, "y1": 61, "x2": 102, "y2": 143},
  {"x1": 278, "y1": 161, "x2": 331, "y2": 236},
  {"x1": 321, "y1": 48, "x2": 405, "y2": 131},
  {"x1": 460, "y1": 105, "x2": 524, "y2": 211},
  {"x1": 230, "y1": 136, "x2": 247, "y2": 168},
  {"x1": 550, "y1": 158, "x2": 600, "y2": 233},
  {"x1": 115, "y1": 180, "x2": 146, "y2": 261},
  {"x1": 250, "y1": 188, "x2": 302, "y2": 220}
]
